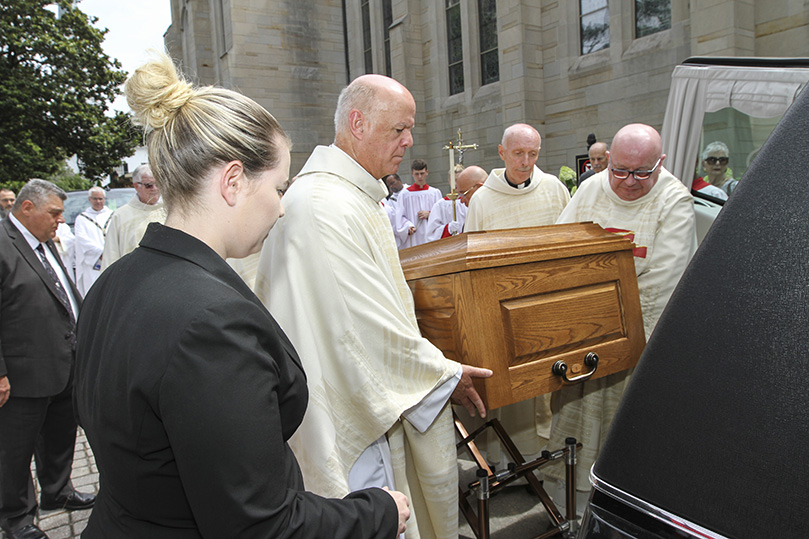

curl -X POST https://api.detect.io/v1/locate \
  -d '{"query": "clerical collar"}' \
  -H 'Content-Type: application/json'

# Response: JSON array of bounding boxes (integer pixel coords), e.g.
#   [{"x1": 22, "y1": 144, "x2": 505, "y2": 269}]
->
[
  {"x1": 504, "y1": 172, "x2": 531, "y2": 189},
  {"x1": 407, "y1": 183, "x2": 430, "y2": 191}
]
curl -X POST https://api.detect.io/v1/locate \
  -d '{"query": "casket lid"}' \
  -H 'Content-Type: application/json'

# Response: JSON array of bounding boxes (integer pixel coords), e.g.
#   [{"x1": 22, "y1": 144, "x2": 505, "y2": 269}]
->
[{"x1": 400, "y1": 222, "x2": 634, "y2": 280}]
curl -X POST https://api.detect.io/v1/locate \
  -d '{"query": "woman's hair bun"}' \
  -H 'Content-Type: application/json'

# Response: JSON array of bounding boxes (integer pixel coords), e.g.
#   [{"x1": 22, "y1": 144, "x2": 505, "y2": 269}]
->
[{"x1": 125, "y1": 52, "x2": 194, "y2": 131}]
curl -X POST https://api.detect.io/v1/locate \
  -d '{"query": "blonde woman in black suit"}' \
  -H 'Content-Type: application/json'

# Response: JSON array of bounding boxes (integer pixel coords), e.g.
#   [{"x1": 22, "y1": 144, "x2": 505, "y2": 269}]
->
[{"x1": 74, "y1": 53, "x2": 408, "y2": 539}]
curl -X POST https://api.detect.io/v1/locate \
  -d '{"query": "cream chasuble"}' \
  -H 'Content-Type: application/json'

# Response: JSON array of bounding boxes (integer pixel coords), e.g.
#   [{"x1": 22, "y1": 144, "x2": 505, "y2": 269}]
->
[
  {"x1": 101, "y1": 196, "x2": 166, "y2": 270},
  {"x1": 464, "y1": 166, "x2": 570, "y2": 233},
  {"x1": 255, "y1": 145, "x2": 461, "y2": 539},
  {"x1": 545, "y1": 168, "x2": 697, "y2": 493}
]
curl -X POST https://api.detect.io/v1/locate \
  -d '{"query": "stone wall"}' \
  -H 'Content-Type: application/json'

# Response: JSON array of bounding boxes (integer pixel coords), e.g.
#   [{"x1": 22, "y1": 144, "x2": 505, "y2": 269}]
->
[{"x1": 167, "y1": 0, "x2": 808, "y2": 190}]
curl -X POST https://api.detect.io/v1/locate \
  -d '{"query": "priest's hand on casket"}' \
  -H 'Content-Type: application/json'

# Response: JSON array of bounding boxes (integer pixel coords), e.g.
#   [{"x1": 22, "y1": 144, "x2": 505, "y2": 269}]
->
[{"x1": 451, "y1": 365, "x2": 493, "y2": 418}]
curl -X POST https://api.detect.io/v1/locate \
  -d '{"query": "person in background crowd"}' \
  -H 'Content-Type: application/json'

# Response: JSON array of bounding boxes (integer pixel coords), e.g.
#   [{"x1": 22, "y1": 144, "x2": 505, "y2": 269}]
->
[
  {"x1": 383, "y1": 173, "x2": 405, "y2": 208},
  {"x1": 100, "y1": 164, "x2": 166, "y2": 270},
  {"x1": 693, "y1": 141, "x2": 735, "y2": 198},
  {"x1": 577, "y1": 141, "x2": 609, "y2": 187},
  {"x1": 73, "y1": 187, "x2": 112, "y2": 296},
  {"x1": 394, "y1": 159, "x2": 443, "y2": 248},
  {"x1": 0, "y1": 189, "x2": 15, "y2": 219},
  {"x1": 424, "y1": 164, "x2": 487, "y2": 241}
]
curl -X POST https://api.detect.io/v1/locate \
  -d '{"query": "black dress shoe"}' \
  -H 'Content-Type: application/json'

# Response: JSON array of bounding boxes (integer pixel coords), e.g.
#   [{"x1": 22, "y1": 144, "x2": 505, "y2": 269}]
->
[
  {"x1": 39, "y1": 490, "x2": 95, "y2": 511},
  {"x1": 8, "y1": 524, "x2": 48, "y2": 539}
]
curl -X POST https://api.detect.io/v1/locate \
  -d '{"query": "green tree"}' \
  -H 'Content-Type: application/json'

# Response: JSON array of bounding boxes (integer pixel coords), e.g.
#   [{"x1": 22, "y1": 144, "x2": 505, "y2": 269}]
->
[
  {"x1": 46, "y1": 161, "x2": 92, "y2": 192},
  {"x1": 0, "y1": 0, "x2": 138, "y2": 185}
]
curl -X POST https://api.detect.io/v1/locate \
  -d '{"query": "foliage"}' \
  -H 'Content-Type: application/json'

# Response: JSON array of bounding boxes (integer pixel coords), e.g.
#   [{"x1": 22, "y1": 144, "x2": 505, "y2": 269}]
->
[
  {"x1": 559, "y1": 165, "x2": 577, "y2": 195},
  {"x1": 0, "y1": 0, "x2": 138, "y2": 183},
  {"x1": 47, "y1": 161, "x2": 92, "y2": 192}
]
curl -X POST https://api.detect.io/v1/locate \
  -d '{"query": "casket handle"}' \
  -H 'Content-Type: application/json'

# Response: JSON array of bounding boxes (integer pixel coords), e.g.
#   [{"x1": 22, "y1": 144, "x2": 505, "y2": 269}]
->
[{"x1": 552, "y1": 352, "x2": 599, "y2": 384}]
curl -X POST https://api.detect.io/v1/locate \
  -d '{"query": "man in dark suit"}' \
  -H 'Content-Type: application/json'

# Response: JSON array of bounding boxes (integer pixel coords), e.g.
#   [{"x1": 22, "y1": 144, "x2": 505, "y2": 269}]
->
[{"x1": 0, "y1": 179, "x2": 95, "y2": 539}]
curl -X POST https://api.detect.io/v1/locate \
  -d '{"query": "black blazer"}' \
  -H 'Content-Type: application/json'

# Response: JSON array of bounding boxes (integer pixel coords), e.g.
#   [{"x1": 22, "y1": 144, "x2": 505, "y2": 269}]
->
[
  {"x1": 0, "y1": 217, "x2": 80, "y2": 397},
  {"x1": 74, "y1": 223, "x2": 396, "y2": 538}
]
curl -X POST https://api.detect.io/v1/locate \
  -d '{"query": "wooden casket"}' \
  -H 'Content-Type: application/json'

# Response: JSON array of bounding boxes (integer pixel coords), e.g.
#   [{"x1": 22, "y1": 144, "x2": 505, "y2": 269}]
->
[{"x1": 399, "y1": 222, "x2": 645, "y2": 409}]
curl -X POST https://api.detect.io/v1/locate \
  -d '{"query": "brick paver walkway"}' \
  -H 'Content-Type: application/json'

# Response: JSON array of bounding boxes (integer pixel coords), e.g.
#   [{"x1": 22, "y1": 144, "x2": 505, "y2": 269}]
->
[{"x1": 16, "y1": 429, "x2": 99, "y2": 539}]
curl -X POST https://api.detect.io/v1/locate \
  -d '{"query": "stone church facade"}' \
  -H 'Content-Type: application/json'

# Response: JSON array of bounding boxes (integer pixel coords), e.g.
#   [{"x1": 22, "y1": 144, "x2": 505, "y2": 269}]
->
[{"x1": 165, "y1": 0, "x2": 807, "y2": 189}]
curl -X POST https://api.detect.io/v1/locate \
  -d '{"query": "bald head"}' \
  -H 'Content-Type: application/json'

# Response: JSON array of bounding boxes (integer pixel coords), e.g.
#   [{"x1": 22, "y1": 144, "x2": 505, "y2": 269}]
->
[
  {"x1": 499, "y1": 124, "x2": 542, "y2": 184},
  {"x1": 588, "y1": 142, "x2": 609, "y2": 173},
  {"x1": 334, "y1": 74, "x2": 416, "y2": 179},
  {"x1": 608, "y1": 123, "x2": 665, "y2": 201},
  {"x1": 455, "y1": 165, "x2": 485, "y2": 205}
]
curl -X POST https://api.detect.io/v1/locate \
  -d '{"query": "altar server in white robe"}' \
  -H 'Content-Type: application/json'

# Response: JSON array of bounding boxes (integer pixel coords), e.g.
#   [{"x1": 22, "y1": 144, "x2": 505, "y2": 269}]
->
[
  {"x1": 424, "y1": 196, "x2": 466, "y2": 242},
  {"x1": 545, "y1": 123, "x2": 697, "y2": 505},
  {"x1": 101, "y1": 165, "x2": 167, "y2": 270},
  {"x1": 394, "y1": 160, "x2": 443, "y2": 249},
  {"x1": 255, "y1": 74, "x2": 491, "y2": 539},
  {"x1": 462, "y1": 124, "x2": 570, "y2": 460},
  {"x1": 73, "y1": 187, "x2": 113, "y2": 296}
]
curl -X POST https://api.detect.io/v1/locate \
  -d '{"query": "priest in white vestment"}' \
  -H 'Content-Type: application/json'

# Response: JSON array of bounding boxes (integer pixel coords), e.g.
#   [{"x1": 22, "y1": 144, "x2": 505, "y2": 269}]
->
[
  {"x1": 394, "y1": 160, "x2": 443, "y2": 249},
  {"x1": 462, "y1": 124, "x2": 570, "y2": 460},
  {"x1": 424, "y1": 165, "x2": 488, "y2": 241},
  {"x1": 73, "y1": 187, "x2": 113, "y2": 296},
  {"x1": 545, "y1": 123, "x2": 697, "y2": 507},
  {"x1": 465, "y1": 124, "x2": 570, "y2": 233},
  {"x1": 101, "y1": 164, "x2": 166, "y2": 270},
  {"x1": 255, "y1": 74, "x2": 490, "y2": 539}
]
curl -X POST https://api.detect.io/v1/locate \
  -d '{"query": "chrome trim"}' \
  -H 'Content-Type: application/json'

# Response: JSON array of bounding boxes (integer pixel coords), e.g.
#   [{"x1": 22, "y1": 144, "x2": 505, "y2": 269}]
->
[{"x1": 589, "y1": 469, "x2": 730, "y2": 539}]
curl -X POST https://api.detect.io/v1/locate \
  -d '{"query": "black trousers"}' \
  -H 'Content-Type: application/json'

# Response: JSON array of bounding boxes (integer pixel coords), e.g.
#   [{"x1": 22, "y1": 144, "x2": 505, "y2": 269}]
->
[{"x1": 0, "y1": 382, "x2": 78, "y2": 533}]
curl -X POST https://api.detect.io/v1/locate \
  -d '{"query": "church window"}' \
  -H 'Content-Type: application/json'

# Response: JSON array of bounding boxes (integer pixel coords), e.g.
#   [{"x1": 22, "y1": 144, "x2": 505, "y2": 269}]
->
[
  {"x1": 478, "y1": 0, "x2": 498, "y2": 85},
  {"x1": 446, "y1": 0, "x2": 464, "y2": 95},
  {"x1": 580, "y1": 0, "x2": 609, "y2": 54},
  {"x1": 636, "y1": 0, "x2": 671, "y2": 38},
  {"x1": 383, "y1": 0, "x2": 393, "y2": 77},
  {"x1": 362, "y1": 0, "x2": 373, "y2": 73}
]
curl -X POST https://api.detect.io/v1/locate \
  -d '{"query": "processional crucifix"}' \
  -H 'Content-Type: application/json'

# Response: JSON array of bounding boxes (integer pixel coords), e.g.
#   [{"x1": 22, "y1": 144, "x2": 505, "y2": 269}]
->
[{"x1": 443, "y1": 129, "x2": 479, "y2": 231}]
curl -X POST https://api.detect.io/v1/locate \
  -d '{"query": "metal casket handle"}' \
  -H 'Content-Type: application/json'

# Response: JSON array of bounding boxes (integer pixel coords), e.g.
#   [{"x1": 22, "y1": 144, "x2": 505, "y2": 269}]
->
[{"x1": 552, "y1": 352, "x2": 599, "y2": 384}]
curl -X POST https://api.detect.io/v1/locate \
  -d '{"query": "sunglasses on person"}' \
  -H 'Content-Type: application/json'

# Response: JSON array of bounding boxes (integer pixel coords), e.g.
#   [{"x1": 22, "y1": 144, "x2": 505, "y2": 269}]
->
[
  {"x1": 609, "y1": 157, "x2": 662, "y2": 181},
  {"x1": 705, "y1": 156, "x2": 729, "y2": 165}
]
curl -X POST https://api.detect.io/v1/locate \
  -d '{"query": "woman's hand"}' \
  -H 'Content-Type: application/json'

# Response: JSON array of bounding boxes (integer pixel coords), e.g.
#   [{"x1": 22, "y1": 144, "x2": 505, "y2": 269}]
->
[{"x1": 382, "y1": 487, "x2": 410, "y2": 536}]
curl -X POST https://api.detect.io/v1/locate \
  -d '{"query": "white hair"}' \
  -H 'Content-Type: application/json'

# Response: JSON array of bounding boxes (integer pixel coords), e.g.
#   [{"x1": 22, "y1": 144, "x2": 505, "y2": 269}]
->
[{"x1": 702, "y1": 141, "x2": 729, "y2": 160}]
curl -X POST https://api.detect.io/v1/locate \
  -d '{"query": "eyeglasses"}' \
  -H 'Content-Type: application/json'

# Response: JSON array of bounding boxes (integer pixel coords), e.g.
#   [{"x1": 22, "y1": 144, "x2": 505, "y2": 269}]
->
[
  {"x1": 136, "y1": 182, "x2": 157, "y2": 189},
  {"x1": 705, "y1": 156, "x2": 729, "y2": 165},
  {"x1": 610, "y1": 157, "x2": 662, "y2": 181},
  {"x1": 461, "y1": 185, "x2": 480, "y2": 198}
]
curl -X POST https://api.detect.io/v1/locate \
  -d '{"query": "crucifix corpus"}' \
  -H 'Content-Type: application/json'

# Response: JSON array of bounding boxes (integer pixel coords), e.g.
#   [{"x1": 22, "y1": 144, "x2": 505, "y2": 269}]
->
[{"x1": 442, "y1": 128, "x2": 479, "y2": 226}]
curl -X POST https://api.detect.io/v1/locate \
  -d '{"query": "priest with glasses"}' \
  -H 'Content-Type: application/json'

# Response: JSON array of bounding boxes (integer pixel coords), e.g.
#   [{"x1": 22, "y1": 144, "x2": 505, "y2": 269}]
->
[{"x1": 543, "y1": 123, "x2": 697, "y2": 510}]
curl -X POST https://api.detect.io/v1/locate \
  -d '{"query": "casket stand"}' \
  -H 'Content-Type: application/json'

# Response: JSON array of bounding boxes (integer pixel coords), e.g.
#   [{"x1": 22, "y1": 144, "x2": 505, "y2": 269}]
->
[{"x1": 399, "y1": 223, "x2": 645, "y2": 538}]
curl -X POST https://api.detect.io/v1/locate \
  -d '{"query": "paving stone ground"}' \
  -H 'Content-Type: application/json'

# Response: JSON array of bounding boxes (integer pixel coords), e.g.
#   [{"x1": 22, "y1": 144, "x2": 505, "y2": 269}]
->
[
  {"x1": 9, "y1": 429, "x2": 570, "y2": 538},
  {"x1": 8, "y1": 429, "x2": 99, "y2": 539}
]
